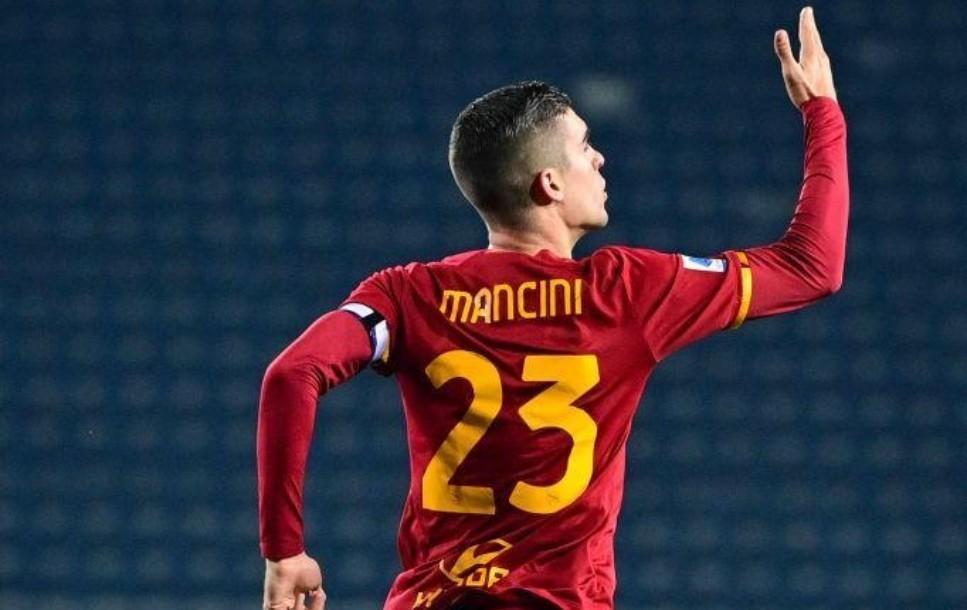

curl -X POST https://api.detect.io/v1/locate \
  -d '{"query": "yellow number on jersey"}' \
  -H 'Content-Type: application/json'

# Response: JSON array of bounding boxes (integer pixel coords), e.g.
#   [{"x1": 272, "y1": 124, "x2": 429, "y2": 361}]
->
[
  {"x1": 509, "y1": 355, "x2": 599, "y2": 513},
  {"x1": 421, "y1": 351, "x2": 599, "y2": 516},
  {"x1": 423, "y1": 350, "x2": 502, "y2": 514}
]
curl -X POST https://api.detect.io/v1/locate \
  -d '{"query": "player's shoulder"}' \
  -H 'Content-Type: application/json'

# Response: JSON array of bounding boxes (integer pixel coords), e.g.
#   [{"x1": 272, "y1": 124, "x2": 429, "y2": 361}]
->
[
  {"x1": 588, "y1": 244, "x2": 679, "y2": 272},
  {"x1": 364, "y1": 246, "x2": 685, "y2": 285}
]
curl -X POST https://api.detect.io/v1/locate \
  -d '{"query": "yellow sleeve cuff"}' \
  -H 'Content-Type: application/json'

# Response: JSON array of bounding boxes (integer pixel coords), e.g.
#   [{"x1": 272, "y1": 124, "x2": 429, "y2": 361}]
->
[{"x1": 729, "y1": 251, "x2": 752, "y2": 330}]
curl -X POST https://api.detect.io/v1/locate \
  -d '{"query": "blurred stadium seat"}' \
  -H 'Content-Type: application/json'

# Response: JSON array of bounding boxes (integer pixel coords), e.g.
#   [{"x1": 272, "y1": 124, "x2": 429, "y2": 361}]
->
[{"x1": 1, "y1": 1, "x2": 964, "y2": 608}]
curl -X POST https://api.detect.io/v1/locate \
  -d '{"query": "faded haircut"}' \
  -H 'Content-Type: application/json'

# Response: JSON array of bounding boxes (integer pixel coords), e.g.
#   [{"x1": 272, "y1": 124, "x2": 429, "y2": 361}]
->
[{"x1": 448, "y1": 81, "x2": 573, "y2": 228}]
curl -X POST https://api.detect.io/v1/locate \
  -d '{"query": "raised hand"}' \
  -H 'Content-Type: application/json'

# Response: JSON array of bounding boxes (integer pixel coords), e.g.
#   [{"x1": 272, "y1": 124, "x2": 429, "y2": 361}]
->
[
  {"x1": 774, "y1": 7, "x2": 837, "y2": 108},
  {"x1": 263, "y1": 552, "x2": 326, "y2": 610}
]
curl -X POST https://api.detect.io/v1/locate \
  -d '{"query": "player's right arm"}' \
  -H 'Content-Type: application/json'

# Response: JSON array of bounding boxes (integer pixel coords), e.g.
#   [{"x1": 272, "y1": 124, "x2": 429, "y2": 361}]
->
[
  {"x1": 258, "y1": 266, "x2": 400, "y2": 610},
  {"x1": 257, "y1": 309, "x2": 378, "y2": 610}
]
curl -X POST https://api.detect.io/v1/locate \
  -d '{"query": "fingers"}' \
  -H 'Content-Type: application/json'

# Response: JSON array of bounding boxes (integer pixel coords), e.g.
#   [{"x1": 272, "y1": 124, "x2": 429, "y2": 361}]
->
[
  {"x1": 264, "y1": 598, "x2": 295, "y2": 610},
  {"x1": 263, "y1": 589, "x2": 317, "y2": 610},
  {"x1": 798, "y1": 6, "x2": 824, "y2": 62},
  {"x1": 797, "y1": 7, "x2": 810, "y2": 62},
  {"x1": 774, "y1": 30, "x2": 797, "y2": 66},
  {"x1": 263, "y1": 581, "x2": 294, "y2": 610},
  {"x1": 775, "y1": 6, "x2": 833, "y2": 108},
  {"x1": 807, "y1": 7, "x2": 825, "y2": 52}
]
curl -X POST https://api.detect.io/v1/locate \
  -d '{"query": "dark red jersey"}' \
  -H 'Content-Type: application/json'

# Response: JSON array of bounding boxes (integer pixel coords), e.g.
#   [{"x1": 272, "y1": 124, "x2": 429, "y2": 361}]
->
[
  {"x1": 342, "y1": 245, "x2": 751, "y2": 609},
  {"x1": 257, "y1": 97, "x2": 848, "y2": 610}
]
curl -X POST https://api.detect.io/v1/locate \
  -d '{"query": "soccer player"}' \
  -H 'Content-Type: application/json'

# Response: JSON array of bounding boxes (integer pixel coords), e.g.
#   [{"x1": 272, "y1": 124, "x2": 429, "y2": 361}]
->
[{"x1": 259, "y1": 7, "x2": 846, "y2": 610}]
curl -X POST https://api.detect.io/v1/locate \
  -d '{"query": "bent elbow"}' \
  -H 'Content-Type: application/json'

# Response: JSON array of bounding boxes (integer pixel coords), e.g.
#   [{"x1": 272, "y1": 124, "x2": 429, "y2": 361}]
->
[
  {"x1": 796, "y1": 243, "x2": 845, "y2": 299},
  {"x1": 816, "y1": 266, "x2": 844, "y2": 298},
  {"x1": 263, "y1": 355, "x2": 292, "y2": 385},
  {"x1": 827, "y1": 273, "x2": 844, "y2": 295},
  {"x1": 791, "y1": 260, "x2": 843, "y2": 302},
  {"x1": 262, "y1": 353, "x2": 315, "y2": 391}
]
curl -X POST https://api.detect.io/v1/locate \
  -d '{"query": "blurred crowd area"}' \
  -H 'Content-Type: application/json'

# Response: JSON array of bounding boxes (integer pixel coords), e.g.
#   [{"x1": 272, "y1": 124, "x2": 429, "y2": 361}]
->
[{"x1": 1, "y1": 1, "x2": 965, "y2": 608}]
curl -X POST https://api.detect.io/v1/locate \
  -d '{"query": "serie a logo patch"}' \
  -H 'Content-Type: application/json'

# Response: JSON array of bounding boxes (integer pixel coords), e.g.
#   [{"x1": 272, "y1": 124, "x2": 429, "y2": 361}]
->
[{"x1": 681, "y1": 255, "x2": 727, "y2": 273}]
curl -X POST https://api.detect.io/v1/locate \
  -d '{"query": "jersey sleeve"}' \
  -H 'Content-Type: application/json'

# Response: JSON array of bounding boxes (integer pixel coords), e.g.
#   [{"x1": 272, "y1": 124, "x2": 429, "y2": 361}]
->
[
  {"x1": 598, "y1": 246, "x2": 751, "y2": 362},
  {"x1": 339, "y1": 267, "x2": 404, "y2": 374},
  {"x1": 596, "y1": 99, "x2": 846, "y2": 362},
  {"x1": 257, "y1": 309, "x2": 373, "y2": 559},
  {"x1": 258, "y1": 267, "x2": 407, "y2": 559}
]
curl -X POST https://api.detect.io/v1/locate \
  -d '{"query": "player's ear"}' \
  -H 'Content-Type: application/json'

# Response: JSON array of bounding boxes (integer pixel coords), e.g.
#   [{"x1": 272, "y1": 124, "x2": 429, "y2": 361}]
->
[{"x1": 529, "y1": 168, "x2": 564, "y2": 206}]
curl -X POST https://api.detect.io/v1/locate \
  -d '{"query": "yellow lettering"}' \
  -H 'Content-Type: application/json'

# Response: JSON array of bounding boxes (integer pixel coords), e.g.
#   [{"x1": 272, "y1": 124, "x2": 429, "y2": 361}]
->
[
  {"x1": 487, "y1": 566, "x2": 509, "y2": 588},
  {"x1": 549, "y1": 278, "x2": 571, "y2": 316},
  {"x1": 465, "y1": 567, "x2": 488, "y2": 587},
  {"x1": 539, "y1": 280, "x2": 547, "y2": 317},
  {"x1": 471, "y1": 287, "x2": 492, "y2": 324},
  {"x1": 517, "y1": 281, "x2": 537, "y2": 319},
  {"x1": 492, "y1": 284, "x2": 514, "y2": 322},
  {"x1": 440, "y1": 565, "x2": 464, "y2": 585},
  {"x1": 440, "y1": 290, "x2": 473, "y2": 323},
  {"x1": 441, "y1": 279, "x2": 585, "y2": 324},
  {"x1": 413, "y1": 588, "x2": 442, "y2": 608}
]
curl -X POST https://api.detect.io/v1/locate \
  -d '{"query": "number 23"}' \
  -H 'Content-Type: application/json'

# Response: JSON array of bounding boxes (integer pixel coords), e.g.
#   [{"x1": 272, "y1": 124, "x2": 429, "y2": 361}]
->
[{"x1": 422, "y1": 351, "x2": 599, "y2": 515}]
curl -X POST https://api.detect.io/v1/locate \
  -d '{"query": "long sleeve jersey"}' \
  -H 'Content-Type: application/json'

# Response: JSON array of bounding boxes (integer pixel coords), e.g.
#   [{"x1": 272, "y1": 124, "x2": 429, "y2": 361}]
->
[{"x1": 257, "y1": 96, "x2": 848, "y2": 610}]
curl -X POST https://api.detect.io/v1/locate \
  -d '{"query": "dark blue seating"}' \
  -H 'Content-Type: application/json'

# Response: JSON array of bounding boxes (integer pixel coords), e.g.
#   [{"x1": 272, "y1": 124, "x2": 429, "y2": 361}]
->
[{"x1": 2, "y1": 1, "x2": 964, "y2": 608}]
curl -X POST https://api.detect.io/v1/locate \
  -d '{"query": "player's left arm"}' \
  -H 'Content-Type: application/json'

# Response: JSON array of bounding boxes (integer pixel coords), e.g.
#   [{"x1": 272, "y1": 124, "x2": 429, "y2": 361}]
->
[
  {"x1": 739, "y1": 6, "x2": 847, "y2": 320},
  {"x1": 700, "y1": 6, "x2": 847, "y2": 326},
  {"x1": 639, "y1": 8, "x2": 847, "y2": 361}
]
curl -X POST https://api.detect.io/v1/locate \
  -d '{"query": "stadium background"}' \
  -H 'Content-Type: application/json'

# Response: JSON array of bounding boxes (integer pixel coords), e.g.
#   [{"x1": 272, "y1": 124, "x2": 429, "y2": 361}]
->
[{"x1": 2, "y1": 1, "x2": 965, "y2": 608}]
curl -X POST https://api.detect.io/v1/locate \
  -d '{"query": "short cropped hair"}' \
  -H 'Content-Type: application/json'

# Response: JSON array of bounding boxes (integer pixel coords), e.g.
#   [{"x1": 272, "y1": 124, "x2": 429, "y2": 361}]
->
[{"x1": 448, "y1": 81, "x2": 573, "y2": 228}]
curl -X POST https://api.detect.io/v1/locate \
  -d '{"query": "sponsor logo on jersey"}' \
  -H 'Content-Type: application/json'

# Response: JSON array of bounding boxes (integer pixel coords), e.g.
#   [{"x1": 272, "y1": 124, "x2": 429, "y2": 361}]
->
[
  {"x1": 439, "y1": 538, "x2": 512, "y2": 585},
  {"x1": 681, "y1": 255, "x2": 726, "y2": 272},
  {"x1": 413, "y1": 539, "x2": 513, "y2": 608},
  {"x1": 439, "y1": 278, "x2": 584, "y2": 324}
]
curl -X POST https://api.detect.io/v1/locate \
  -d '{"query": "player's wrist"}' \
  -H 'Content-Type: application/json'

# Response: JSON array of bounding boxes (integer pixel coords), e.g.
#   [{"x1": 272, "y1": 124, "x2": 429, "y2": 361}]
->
[
  {"x1": 800, "y1": 96, "x2": 846, "y2": 131},
  {"x1": 266, "y1": 551, "x2": 309, "y2": 567},
  {"x1": 262, "y1": 540, "x2": 306, "y2": 562},
  {"x1": 799, "y1": 95, "x2": 839, "y2": 111}
]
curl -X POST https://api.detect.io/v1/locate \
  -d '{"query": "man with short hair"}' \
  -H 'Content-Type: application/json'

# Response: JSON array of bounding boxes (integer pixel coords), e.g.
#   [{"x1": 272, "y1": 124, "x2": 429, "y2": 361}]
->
[{"x1": 259, "y1": 8, "x2": 846, "y2": 610}]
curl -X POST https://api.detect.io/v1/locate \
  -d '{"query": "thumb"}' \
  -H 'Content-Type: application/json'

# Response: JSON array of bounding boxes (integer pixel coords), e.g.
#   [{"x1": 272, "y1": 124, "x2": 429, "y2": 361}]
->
[{"x1": 774, "y1": 29, "x2": 796, "y2": 66}]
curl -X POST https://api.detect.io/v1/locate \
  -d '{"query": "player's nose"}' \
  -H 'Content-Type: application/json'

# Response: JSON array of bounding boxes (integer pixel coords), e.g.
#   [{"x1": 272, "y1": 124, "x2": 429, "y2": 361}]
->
[{"x1": 595, "y1": 151, "x2": 605, "y2": 171}]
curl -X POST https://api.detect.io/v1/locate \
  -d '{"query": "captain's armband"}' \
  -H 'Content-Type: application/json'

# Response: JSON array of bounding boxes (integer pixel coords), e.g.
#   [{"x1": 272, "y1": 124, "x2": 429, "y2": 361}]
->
[{"x1": 340, "y1": 303, "x2": 390, "y2": 363}]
